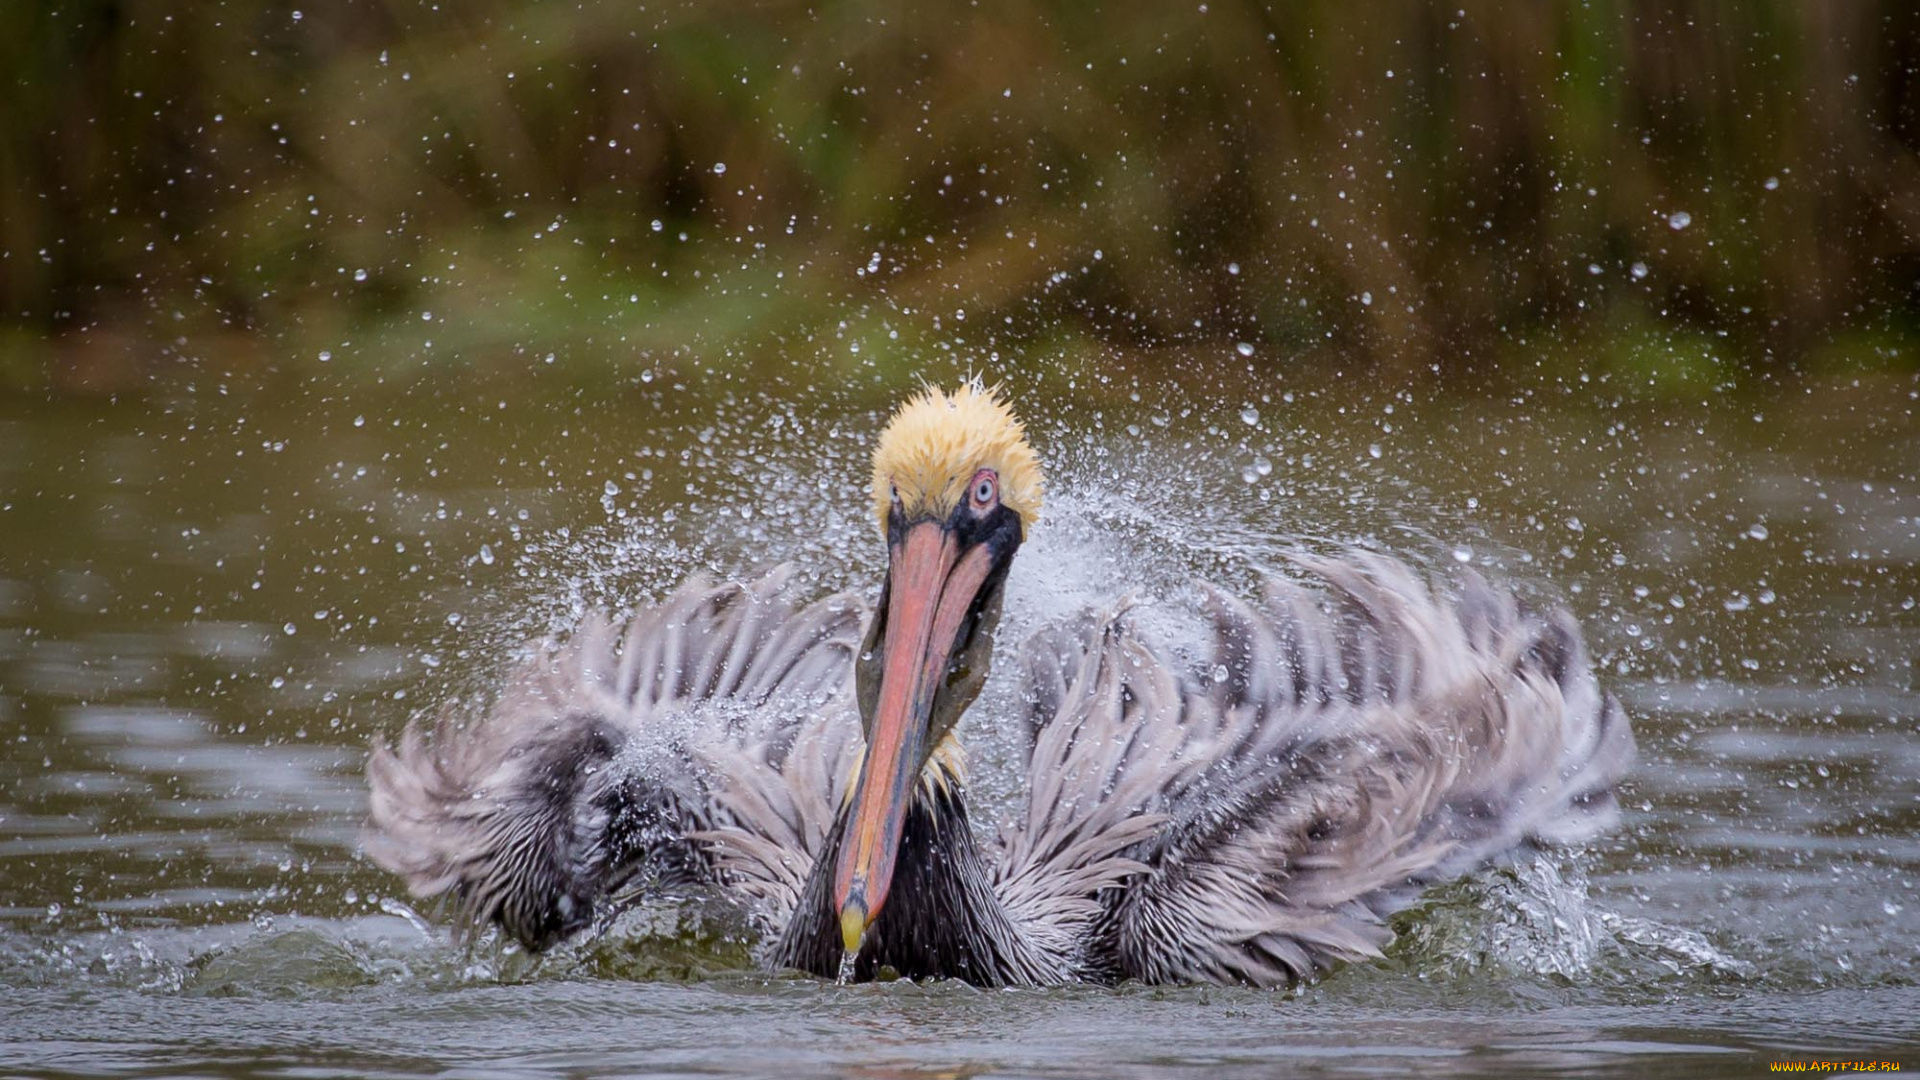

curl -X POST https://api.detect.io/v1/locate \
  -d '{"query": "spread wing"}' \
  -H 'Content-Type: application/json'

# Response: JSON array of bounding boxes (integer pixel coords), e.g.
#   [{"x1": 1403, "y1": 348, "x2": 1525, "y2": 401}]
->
[
  {"x1": 993, "y1": 551, "x2": 1634, "y2": 986},
  {"x1": 364, "y1": 566, "x2": 864, "y2": 949}
]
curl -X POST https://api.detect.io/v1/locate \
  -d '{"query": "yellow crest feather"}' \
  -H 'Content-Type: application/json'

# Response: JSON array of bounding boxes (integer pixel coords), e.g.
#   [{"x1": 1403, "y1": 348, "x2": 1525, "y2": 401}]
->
[{"x1": 870, "y1": 384, "x2": 1042, "y2": 537}]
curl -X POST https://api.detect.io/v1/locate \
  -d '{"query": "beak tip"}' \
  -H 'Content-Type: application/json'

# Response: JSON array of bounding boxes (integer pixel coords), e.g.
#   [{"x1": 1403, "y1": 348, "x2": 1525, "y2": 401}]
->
[{"x1": 838, "y1": 901, "x2": 868, "y2": 956}]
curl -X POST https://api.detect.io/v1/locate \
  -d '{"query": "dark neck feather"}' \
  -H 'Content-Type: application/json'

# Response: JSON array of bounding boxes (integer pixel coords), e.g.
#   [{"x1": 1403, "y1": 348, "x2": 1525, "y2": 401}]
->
[{"x1": 768, "y1": 766, "x2": 1044, "y2": 986}]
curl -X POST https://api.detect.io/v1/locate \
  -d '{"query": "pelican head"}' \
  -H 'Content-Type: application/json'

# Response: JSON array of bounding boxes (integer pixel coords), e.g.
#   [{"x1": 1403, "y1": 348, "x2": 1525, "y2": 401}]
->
[{"x1": 834, "y1": 384, "x2": 1042, "y2": 954}]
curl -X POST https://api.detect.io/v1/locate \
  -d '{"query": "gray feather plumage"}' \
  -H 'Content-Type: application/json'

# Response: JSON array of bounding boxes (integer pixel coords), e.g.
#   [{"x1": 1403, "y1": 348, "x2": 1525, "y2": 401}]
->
[
  {"x1": 365, "y1": 553, "x2": 1633, "y2": 986},
  {"x1": 366, "y1": 567, "x2": 863, "y2": 945},
  {"x1": 1008, "y1": 552, "x2": 1635, "y2": 985}
]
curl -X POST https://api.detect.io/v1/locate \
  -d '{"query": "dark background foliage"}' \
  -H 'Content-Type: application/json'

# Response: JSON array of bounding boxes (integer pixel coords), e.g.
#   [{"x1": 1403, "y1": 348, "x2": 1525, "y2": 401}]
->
[{"x1": 3, "y1": 1, "x2": 1916, "y2": 393}]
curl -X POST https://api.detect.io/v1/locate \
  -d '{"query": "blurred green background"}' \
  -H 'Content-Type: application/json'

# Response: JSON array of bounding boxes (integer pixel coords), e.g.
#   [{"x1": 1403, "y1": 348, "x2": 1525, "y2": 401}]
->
[{"x1": 2, "y1": 0, "x2": 1916, "y2": 395}]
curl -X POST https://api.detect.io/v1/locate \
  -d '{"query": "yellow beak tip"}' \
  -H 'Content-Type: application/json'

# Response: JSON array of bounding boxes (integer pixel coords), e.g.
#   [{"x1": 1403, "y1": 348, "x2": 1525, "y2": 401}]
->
[{"x1": 839, "y1": 905, "x2": 868, "y2": 956}]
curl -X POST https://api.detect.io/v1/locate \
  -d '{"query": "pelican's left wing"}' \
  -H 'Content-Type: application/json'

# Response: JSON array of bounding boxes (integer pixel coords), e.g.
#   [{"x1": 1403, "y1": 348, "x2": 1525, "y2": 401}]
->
[
  {"x1": 995, "y1": 553, "x2": 1634, "y2": 986},
  {"x1": 366, "y1": 567, "x2": 864, "y2": 949}
]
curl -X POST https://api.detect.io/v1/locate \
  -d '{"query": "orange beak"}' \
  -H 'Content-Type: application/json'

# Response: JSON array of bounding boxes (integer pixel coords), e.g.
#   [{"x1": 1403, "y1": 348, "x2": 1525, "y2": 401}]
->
[{"x1": 833, "y1": 519, "x2": 996, "y2": 955}]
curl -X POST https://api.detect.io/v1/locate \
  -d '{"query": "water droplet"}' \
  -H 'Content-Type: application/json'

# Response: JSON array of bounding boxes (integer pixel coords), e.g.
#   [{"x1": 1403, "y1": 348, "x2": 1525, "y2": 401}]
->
[
  {"x1": 353, "y1": 415, "x2": 364, "y2": 427},
  {"x1": 712, "y1": 162, "x2": 728, "y2": 175},
  {"x1": 1240, "y1": 406, "x2": 1260, "y2": 426},
  {"x1": 317, "y1": 349, "x2": 332, "y2": 362},
  {"x1": 1451, "y1": 546, "x2": 1474, "y2": 564},
  {"x1": 1764, "y1": 176, "x2": 1780, "y2": 191},
  {"x1": 1227, "y1": 261, "x2": 1241, "y2": 275},
  {"x1": 1630, "y1": 261, "x2": 1649, "y2": 280},
  {"x1": 283, "y1": 622, "x2": 298, "y2": 636},
  {"x1": 1211, "y1": 664, "x2": 1230, "y2": 683},
  {"x1": 352, "y1": 268, "x2": 368, "y2": 282},
  {"x1": 1368, "y1": 443, "x2": 1382, "y2": 459},
  {"x1": 650, "y1": 219, "x2": 664, "y2": 232},
  {"x1": 1235, "y1": 342, "x2": 1254, "y2": 357},
  {"x1": 1747, "y1": 523, "x2": 1769, "y2": 541},
  {"x1": 1667, "y1": 210, "x2": 1692, "y2": 231},
  {"x1": 1360, "y1": 291, "x2": 1374, "y2": 306},
  {"x1": 479, "y1": 544, "x2": 495, "y2": 566},
  {"x1": 420, "y1": 311, "x2": 433, "y2": 321}
]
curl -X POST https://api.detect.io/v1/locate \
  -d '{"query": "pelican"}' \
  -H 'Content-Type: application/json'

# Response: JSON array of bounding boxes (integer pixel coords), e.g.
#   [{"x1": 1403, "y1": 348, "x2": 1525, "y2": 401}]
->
[{"x1": 366, "y1": 384, "x2": 1634, "y2": 987}]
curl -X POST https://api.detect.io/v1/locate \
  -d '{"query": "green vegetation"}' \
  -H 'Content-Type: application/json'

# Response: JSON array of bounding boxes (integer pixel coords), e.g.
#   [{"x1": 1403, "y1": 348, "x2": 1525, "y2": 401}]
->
[{"x1": 2, "y1": 1, "x2": 1915, "y2": 394}]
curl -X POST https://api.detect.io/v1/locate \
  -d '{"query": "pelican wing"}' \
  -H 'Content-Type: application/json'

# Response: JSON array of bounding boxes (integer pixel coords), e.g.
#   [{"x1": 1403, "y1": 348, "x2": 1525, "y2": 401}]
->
[
  {"x1": 996, "y1": 552, "x2": 1633, "y2": 986},
  {"x1": 365, "y1": 566, "x2": 863, "y2": 949}
]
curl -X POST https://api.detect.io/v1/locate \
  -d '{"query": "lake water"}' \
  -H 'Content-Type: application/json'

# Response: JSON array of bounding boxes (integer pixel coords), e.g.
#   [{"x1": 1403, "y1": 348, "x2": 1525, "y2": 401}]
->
[{"x1": 2, "y1": 365, "x2": 1916, "y2": 1077}]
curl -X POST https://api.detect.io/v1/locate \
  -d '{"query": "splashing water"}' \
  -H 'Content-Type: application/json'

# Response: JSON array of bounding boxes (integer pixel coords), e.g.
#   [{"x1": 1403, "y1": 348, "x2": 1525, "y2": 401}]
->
[{"x1": 1389, "y1": 854, "x2": 1754, "y2": 988}]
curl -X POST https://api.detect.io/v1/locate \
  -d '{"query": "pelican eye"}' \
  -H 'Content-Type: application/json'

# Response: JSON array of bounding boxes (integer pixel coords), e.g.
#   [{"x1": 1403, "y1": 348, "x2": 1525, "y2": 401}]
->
[{"x1": 969, "y1": 471, "x2": 998, "y2": 509}]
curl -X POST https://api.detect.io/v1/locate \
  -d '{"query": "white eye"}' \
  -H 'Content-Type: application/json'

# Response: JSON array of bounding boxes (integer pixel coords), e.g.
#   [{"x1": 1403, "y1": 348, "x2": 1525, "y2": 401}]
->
[{"x1": 971, "y1": 473, "x2": 997, "y2": 507}]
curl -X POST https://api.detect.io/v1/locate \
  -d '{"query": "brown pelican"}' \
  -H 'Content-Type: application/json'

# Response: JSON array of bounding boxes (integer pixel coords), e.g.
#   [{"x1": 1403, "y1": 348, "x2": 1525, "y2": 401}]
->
[{"x1": 366, "y1": 384, "x2": 1634, "y2": 987}]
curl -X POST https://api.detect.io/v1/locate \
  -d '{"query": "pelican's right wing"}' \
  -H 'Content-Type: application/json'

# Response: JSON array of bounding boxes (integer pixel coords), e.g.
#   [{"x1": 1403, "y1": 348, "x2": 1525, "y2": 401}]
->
[
  {"x1": 365, "y1": 567, "x2": 864, "y2": 950},
  {"x1": 996, "y1": 552, "x2": 1634, "y2": 986}
]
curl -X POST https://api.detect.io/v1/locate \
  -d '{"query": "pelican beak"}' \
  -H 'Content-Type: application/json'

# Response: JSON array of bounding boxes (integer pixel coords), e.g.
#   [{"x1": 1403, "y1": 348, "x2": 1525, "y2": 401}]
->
[{"x1": 833, "y1": 518, "x2": 996, "y2": 954}]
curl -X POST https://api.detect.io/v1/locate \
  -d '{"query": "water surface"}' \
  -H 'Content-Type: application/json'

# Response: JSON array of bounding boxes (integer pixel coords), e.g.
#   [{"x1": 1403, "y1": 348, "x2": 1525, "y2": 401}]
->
[{"x1": 2, "y1": 368, "x2": 1917, "y2": 1077}]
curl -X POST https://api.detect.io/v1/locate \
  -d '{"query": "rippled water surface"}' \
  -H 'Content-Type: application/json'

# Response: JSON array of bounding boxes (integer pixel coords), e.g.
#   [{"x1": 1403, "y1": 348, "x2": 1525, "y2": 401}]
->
[{"x1": 2, "y1": 371, "x2": 1917, "y2": 1078}]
